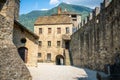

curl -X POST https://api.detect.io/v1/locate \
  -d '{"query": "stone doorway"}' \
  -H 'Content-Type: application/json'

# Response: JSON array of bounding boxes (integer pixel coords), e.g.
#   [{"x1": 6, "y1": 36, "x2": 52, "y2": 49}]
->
[
  {"x1": 56, "y1": 55, "x2": 64, "y2": 65},
  {"x1": 18, "y1": 47, "x2": 28, "y2": 63}
]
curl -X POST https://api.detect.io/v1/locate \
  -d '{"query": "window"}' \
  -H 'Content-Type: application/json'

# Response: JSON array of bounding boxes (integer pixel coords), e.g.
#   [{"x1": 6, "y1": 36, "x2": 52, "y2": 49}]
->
[
  {"x1": 48, "y1": 41, "x2": 51, "y2": 47},
  {"x1": 72, "y1": 15, "x2": 77, "y2": 18},
  {"x1": 38, "y1": 53, "x2": 41, "y2": 58},
  {"x1": 57, "y1": 28, "x2": 61, "y2": 34},
  {"x1": 39, "y1": 28, "x2": 42, "y2": 34},
  {"x1": 47, "y1": 53, "x2": 51, "y2": 61},
  {"x1": 72, "y1": 27, "x2": 77, "y2": 33},
  {"x1": 72, "y1": 19, "x2": 77, "y2": 21},
  {"x1": 48, "y1": 28, "x2": 51, "y2": 34},
  {"x1": 57, "y1": 41, "x2": 61, "y2": 47},
  {"x1": 21, "y1": 38, "x2": 26, "y2": 43},
  {"x1": 66, "y1": 27, "x2": 70, "y2": 34},
  {"x1": 39, "y1": 41, "x2": 42, "y2": 46}
]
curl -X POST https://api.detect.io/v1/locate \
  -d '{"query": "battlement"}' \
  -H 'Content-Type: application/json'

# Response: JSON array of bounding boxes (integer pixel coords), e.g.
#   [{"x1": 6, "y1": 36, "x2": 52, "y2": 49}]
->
[
  {"x1": 71, "y1": 0, "x2": 120, "y2": 71},
  {"x1": 82, "y1": 0, "x2": 115, "y2": 27}
]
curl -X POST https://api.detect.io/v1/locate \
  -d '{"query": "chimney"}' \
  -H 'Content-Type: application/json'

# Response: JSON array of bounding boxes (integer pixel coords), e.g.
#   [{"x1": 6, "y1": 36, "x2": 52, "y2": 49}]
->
[{"x1": 58, "y1": 7, "x2": 62, "y2": 14}]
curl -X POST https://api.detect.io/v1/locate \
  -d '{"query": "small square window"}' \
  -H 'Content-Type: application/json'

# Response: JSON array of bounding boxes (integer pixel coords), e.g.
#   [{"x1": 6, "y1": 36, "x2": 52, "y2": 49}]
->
[
  {"x1": 57, "y1": 28, "x2": 61, "y2": 34},
  {"x1": 47, "y1": 53, "x2": 51, "y2": 61},
  {"x1": 48, "y1": 41, "x2": 51, "y2": 47},
  {"x1": 38, "y1": 53, "x2": 41, "y2": 58},
  {"x1": 39, "y1": 28, "x2": 42, "y2": 34},
  {"x1": 66, "y1": 27, "x2": 70, "y2": 34},
  {"x1": 48, "y1": 28, "x2": 52, "y2": 34},
  {"x1": 39, "y1": 41, "x2": 42, "y2": 46},
  {"x1": 57, "y1": 41, "x2": 61, "y2": 47}
]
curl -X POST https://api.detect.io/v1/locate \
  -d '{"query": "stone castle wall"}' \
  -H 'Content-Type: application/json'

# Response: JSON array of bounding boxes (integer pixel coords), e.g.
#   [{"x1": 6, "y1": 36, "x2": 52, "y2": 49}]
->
[
  {"x1": 70, "y1": 0, "x2": 120, "y2": 71},
  {"x1": 0, "y1": 0, "x2": 32, "y2": 80}
]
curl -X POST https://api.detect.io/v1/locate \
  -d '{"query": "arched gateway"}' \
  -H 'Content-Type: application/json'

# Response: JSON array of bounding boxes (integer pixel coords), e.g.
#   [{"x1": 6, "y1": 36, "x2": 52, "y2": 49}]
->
[
  {"x1": 18, "y1": 47, "x2": 28, "y2": 63},
  {"x1": 56, "y1": 55, "x2": 64, "y2": 65}
]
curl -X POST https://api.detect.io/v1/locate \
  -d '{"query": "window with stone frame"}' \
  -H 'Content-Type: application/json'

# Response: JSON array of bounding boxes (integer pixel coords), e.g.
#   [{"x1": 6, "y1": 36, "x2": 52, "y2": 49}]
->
[
  {"x1": 48, "y1": 28, "x2": 52, "y2": 34},
  {"x1": 39, "y1": 41, "x2": 42, "y2": 47},
  {"x1": 47, "y1": 53, "x2": 51, "y2": 61},
  {"x1": 66, "y1": 27, "x2": 70, "y2": 34},
  {"x1": 48, "y1": 41, "x2": 51, "y2": 47},
  {"x1": 72, "y1": 19, "x2": 77, "y2": 21},
  {"x1": 38, "y1": 53, "x2": 41, "y2": 58},
  {"x1": 57, "y1": 28, "x2": 61, "y2": 34},
  {"x1": 39, "y1": 28, "x2": 42, "y2": 34},
  {"x1": 57, "y1": 41, "x2": 61, "y2": 47}
]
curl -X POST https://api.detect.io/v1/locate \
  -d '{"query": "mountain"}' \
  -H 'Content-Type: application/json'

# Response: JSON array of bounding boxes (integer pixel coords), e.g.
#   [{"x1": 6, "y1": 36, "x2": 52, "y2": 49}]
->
[{"x1": 19, "y1": 2, "x2": 92, "y2": 31}]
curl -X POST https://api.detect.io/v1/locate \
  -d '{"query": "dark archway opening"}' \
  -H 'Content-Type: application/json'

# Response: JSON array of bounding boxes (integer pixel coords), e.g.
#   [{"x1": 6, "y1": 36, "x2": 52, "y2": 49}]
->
[
  {"x1": 18, "y1": 47, "x2": 28, "y2": 63},
  {"x1": 56, "y1": 55, "x2": 64, "y2": 65},
  {"x1": 65, "y1": 40, "x2": 70, "y2": 49}
]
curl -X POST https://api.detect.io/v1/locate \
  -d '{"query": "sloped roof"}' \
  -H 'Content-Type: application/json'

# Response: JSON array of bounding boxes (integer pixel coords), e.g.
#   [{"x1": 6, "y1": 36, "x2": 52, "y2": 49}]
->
[
  {"x1": 14, "y1": 20, "x2": 39, "y2": 39},
  {"x1": 60, "y1": 11, "x2": 81, "y2": 15},
  {"x1": 34, "y1": 15, "x2": 72, "y2": 25},
  {"x1": 52, "y1": 11, "x2": 81, "y2": 16}
]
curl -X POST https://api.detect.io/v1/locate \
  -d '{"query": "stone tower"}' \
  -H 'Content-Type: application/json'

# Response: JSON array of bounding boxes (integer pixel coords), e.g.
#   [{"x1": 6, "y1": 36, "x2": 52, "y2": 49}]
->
[{"x1": 0, "y1": 0, "x2": 32, "y2": 80}]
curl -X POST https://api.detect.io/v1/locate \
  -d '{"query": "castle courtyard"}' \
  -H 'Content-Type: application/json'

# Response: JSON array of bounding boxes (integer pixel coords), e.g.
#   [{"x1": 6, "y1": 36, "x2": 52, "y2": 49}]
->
[{"x1": 28, "y1": 63, "x2": 97, "y2": 80}]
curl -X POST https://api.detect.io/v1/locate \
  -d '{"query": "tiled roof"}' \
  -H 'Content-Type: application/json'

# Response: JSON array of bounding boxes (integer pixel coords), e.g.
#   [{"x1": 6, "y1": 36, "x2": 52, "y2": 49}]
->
[
  {"x1": 60, "y1": 11, "x2": 81, "y2": 15},
  {"x1": 14, "y1": 20, "x2": 39, "y2": 39},
  {"x1": 52, "y1": 11, "x2": 81, "y2": 16},
  {"x1": 34, "y1": 15, "x2": 72, "y2": 25}
]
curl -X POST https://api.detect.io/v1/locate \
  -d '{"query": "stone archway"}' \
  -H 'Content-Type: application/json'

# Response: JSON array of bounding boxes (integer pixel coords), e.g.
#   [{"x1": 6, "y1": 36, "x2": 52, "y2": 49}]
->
[
  {"x1": 56, "y1": 55, "x2": 64, "y2": 65},
  {"x1": 18, "y1": 47, "x2": 28, "y2": 63}
]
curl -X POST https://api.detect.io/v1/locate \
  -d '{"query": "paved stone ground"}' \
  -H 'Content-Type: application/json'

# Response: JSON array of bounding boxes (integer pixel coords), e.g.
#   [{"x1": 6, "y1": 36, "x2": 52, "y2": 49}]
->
[{"x1": 28, "y1": 63, "x2": 97, "y2": 80}]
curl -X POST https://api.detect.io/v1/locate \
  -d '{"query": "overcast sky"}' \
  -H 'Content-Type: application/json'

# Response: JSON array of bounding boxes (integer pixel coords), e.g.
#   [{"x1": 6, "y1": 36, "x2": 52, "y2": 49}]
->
[{"x1": 20, "y1": 0, "x2": 103, "y2": 14}]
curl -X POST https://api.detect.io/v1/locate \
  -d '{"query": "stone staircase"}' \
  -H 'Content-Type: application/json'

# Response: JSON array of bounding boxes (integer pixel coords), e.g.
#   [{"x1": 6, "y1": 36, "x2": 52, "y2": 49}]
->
[{"x1": 64, "y1": 49, "x2": 71, "y2": 65}]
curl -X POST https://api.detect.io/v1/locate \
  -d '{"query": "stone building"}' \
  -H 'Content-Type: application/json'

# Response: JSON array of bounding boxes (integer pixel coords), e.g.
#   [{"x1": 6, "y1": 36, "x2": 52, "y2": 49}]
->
[
  {"x1": 34, "y1": 15, "x2": 73, "y2": 65},
  {"x1": 53, "y1": 7, "x2": 81, "y2": 31},
  {"x1": 0, "y1": 0, "x2": 32, "y2": 80},
  {"x1": 70, "y1": 0, "x2": 120, "y2": 71},
  {"x1": 13, "y1": 20, "x2": 39, "y2": 67}
]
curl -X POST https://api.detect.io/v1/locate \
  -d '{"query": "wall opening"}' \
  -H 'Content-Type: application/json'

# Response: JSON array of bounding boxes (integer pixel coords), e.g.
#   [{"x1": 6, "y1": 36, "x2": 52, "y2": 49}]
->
[
  {"x1": 65, "y1": 40, "x2": 70, "y2": 49},
  {"x1": 56, "y1": 55, "x2": 64, "y2": 65},
  {"x1": 18, "y1": 47, "x2": 28, "y2": 63}
]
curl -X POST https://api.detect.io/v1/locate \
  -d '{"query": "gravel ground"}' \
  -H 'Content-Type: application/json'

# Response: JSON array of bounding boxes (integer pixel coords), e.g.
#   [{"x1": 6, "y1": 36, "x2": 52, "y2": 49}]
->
[{"x1": 28, "y1": 63, "x2": 97, "y2": 80}]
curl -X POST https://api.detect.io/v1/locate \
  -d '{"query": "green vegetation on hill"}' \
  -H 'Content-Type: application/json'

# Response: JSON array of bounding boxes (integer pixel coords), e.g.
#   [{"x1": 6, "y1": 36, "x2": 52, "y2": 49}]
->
[{"x1": 19, "y1": 2, "x2": 92, "y2": 31}]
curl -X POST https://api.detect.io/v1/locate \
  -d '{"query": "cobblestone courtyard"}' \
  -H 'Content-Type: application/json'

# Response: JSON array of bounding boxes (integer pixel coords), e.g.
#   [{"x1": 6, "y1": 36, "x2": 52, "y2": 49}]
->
[{"x1": 28, "y1": 63, "x2": 97, "y2": 80}]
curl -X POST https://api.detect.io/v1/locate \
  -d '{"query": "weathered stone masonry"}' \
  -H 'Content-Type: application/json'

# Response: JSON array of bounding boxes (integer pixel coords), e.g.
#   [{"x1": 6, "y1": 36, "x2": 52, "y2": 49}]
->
[
  {"x1": 70, "y1": 0, "x2": 120, "y2": 71},
  {"x1": 0, "y1": 0, "x2": 32, "y2": 80}
]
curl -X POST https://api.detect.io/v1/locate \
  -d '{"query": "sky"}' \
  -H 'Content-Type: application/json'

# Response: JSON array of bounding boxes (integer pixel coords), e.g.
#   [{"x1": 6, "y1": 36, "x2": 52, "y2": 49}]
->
[{"x1": 20, "y1": 0, "x2": 103, "y2": 14}]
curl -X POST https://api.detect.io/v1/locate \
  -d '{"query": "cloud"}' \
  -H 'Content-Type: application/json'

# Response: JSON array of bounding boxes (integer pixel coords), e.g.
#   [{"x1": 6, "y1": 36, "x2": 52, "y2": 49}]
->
[
  {"x1": 63, "y1": 0, "x2": 82, "y2": 3},
  {"x1": 40, "y1": 9, "x2": 49, "y2": 11},
  {"x1": 50, "y1": 0, "x2": 60, "y2": 5}
]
